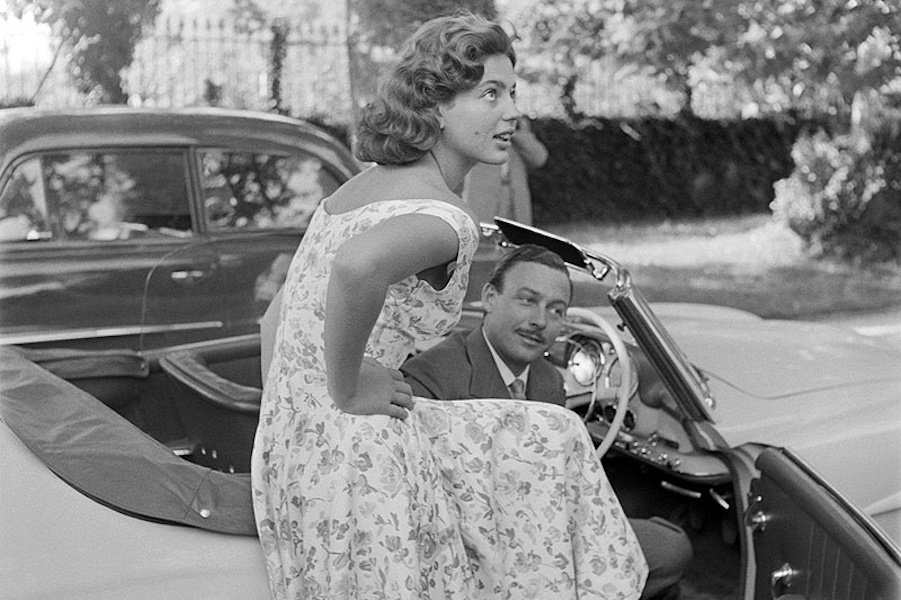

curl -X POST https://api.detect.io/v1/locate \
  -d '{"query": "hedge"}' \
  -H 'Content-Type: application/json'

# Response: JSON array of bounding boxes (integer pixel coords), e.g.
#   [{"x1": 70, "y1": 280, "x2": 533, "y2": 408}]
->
[{"x1": 528, "y1": 114, "x2": 809, "y2": 225}]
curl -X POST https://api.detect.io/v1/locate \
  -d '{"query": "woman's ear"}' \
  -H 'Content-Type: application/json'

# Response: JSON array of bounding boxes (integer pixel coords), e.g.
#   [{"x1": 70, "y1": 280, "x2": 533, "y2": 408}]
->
[{"x1": 435, "y1": 104, "x2": 447, "y2": 130}]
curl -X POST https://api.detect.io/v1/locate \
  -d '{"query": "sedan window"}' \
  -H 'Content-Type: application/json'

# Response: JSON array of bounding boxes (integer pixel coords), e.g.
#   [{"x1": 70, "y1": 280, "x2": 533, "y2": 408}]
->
[
  {"x1": 1, "y1": 151, "x2": 193, "y2": 242},
  {"x1": 0, "y1": 158, "x2": 51, "y2": 242},
  {"x1": 201, "y1": 150, "x2": 341, "y2": 232}
]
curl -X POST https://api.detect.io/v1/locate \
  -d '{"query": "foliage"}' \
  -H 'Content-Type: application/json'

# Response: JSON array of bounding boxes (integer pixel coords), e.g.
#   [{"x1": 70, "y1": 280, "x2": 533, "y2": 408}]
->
[
  {"x1": 0, "y1": 97, "x2": 35, "y2": 109},
  {"x1": 352, "y1": 0, "x2": 496, "y2": 53},
  {"x1": 7, "y1": 0, "x2": 162, "y2": 104},
  {"x1": 222, "y1": 1, "x2": 495, "y2": 122},
  {"x1": 772, "y1": 126, "x2": 901, "y2": 263},
  {"x1": 522, "y1": 0, "x2": 901, "y2": 121},
  {"x1": 202, "y1": 80, "x2": 223, "y2": 107},
  {"x1": 529, "y1": 115, "x2": 801, "y2": 225},
  {"x1": 268, "y1": 19, "x2": 289, "y2": 114},
  {"x1": 303, "y1": 114, "x2": 353, "y2": 150}
]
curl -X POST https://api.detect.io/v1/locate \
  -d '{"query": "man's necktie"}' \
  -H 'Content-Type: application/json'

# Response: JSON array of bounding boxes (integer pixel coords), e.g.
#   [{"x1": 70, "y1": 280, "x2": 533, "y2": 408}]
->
[{"x1": 509, "y1": 378, "x2": 527, "y2": 400}]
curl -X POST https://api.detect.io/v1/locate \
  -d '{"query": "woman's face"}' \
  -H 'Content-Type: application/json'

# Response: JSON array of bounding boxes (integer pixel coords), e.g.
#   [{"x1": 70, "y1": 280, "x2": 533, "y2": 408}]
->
[{"x1": 437, "y1": 53, "x2": 520, "y2": 167}]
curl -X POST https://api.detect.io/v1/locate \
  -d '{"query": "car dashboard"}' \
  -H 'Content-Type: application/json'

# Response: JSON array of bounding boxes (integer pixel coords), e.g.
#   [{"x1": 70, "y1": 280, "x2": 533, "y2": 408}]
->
[{"x1": 549, "y1": 337, "x2": 732, "y2": 486}]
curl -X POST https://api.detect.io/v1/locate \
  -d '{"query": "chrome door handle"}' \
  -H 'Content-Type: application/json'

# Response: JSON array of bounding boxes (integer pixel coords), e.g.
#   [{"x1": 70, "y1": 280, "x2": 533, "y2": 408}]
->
[
  {"x1": 170, "y1": 269, "x2": 208, "y2": 282},
  {"x1": 745, "y1": 494, "x2": 770, "y2": 532},
  {"x1": 770, "y1": 562, "x2": 802, "y2": 599},
  {"x1": 747, "y1": 510, "x2": 770, "y2": 532}
]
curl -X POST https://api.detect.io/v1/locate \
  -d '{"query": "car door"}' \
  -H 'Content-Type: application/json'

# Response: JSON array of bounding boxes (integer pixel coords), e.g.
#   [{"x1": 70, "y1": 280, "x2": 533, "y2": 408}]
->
[
  {"x1": 731, "y1": 445, "x2": 901, "y2": 600},
  {"x1": 195, "y1": 146, "x2": 346, "y2": 337},
  {"x1": 0, "y1": 148, "x2": 226, "y2": 350}
]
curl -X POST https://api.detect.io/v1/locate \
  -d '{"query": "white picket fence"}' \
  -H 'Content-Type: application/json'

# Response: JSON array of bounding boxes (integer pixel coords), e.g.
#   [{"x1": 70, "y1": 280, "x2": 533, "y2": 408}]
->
[
  {"x1": 1, "y1": 14, "x2": 739, "y2": 120},
  {"x1": 1, "y1": 14, "x2": 354, "y2": 119}
]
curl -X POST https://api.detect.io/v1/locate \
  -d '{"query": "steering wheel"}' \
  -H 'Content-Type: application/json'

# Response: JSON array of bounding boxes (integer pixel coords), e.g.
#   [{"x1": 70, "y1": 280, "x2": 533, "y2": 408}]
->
[{"x1": 564, "y1": 307, "x2": 635, "y2": 457}]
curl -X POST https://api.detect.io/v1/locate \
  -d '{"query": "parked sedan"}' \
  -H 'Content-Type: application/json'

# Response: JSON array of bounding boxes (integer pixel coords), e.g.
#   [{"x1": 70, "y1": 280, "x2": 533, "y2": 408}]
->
[
  {"x1": 0, "y1": 106, "x2": 360, "y2": 350},
  {"x1": 1, "y1": 219, "x2": 898, "y2": 599}
]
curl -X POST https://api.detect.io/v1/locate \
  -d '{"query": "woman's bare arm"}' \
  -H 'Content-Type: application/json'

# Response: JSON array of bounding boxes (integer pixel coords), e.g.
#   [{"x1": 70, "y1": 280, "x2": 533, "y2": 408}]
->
[{"x1": 324, "y1": 213, "x2": 459, "y2": 416}]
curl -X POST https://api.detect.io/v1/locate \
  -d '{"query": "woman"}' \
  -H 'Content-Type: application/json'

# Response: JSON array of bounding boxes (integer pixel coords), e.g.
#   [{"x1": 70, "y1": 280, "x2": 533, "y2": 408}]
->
[{"x1": 251, "y1": 13, "x2": 647, "y2": 599}]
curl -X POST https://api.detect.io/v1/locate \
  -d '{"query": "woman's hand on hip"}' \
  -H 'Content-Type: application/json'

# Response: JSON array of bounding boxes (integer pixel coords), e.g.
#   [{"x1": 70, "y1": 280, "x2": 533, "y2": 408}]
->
[{"x1": 333, "y1": 357, "x2": 415, "y2": 419}]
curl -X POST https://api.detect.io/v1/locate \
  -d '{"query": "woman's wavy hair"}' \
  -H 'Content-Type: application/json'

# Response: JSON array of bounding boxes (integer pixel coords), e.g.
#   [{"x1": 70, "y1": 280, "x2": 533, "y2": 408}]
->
[{"x1": 355, "y1": 13, "x2": 517, "y2": 165}]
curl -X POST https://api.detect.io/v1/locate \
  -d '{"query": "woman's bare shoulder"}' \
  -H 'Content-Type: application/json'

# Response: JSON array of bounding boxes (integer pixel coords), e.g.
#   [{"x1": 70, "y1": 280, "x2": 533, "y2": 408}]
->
[{"x1": 326, "y1": 164, "x2": 469, "y2": 216}]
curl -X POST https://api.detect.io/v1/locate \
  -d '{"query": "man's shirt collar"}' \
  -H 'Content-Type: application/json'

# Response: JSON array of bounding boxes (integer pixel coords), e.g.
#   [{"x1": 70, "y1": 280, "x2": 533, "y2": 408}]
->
[{"x1": 481, "y1": 328, "x2": 530, "y2": 388}]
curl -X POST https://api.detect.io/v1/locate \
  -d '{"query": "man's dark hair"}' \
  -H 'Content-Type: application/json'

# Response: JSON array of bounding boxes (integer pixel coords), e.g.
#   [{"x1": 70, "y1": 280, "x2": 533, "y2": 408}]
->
[{"x1": 486, "y1": 244, "x2": 570, "y2": 296}]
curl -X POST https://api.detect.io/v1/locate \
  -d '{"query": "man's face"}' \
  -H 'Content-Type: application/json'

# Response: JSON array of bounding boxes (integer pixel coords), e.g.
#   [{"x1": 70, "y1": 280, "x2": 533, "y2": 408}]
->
[{"x1": 481, "y1": 261, "x2": 571, "y2": 374}]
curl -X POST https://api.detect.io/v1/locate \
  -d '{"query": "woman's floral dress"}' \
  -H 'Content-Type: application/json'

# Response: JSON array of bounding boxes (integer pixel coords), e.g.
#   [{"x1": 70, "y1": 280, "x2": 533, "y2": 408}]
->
[{"x1": 251, "y1": 198, "x2": 648, "y2": 600}]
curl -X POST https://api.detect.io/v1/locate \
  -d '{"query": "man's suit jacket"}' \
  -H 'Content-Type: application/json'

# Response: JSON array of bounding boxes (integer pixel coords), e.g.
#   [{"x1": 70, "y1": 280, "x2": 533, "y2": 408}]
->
[{"x1": 400, "y1": 328, "x2": 566, "y2": 405}]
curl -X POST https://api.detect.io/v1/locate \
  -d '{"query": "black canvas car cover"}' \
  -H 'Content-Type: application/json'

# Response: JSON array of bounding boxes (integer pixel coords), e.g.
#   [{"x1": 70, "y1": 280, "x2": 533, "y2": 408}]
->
[{"x1": 0, "y1": 346, "x2": 257, "y2": 536}]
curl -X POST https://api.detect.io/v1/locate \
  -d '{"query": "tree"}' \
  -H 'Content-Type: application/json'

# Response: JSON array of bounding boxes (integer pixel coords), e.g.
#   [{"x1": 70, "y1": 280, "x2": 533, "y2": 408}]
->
[
  {"x1": 225, "y1": 1, "x2": 496, "y2": 123},
  {"x1": 522, "y1": 0, "x2": 901, "y2": 122},
  {"x1": 7, "y1": 0, "x2": 162, "y2": 104},
  {"x1": 715, "y1": 0, "x2": 901, "y2": 123},
  {"x1": 228, "y1": 0, "x2": 324, "y2": 115},
  {"x1": 351, "y1": 0, "x2": 496, "y2": 54}
]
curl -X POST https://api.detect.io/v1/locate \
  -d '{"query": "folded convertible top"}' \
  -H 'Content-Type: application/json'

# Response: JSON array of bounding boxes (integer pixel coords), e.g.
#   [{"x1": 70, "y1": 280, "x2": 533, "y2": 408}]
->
[{"x1": 0, "y1": 346, "x2": 257, "y2": 536}]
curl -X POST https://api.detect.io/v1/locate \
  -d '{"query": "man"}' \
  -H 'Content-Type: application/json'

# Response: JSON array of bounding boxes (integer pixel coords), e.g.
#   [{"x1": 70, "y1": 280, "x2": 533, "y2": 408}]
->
[
  {"x1": 402, "y1": 243, "x2": 567, "y2": 405},
  {"x1": 402, "y1": 244, "x2": 692, "y2": 600}
]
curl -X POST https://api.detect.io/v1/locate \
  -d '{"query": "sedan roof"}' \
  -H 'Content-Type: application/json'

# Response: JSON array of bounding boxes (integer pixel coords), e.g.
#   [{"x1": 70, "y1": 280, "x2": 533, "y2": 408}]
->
[{"x1": 0, "y1": 106, "x2": 360, "y2": 178}]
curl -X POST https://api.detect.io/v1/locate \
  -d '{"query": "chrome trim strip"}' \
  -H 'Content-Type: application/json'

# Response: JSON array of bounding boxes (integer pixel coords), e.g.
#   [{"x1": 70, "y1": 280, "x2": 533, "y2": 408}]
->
[
  {"x1": 0, "y1": 321, "x2": 224, "y2": 345},
  {"x1": 660, "y1": 481, "x2": 703, "y2": 499}
]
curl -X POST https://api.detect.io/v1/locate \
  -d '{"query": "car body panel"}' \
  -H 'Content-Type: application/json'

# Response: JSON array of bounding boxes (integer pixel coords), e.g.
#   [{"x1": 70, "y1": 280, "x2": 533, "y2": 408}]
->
[
  {"x1": 660, "y1": 314, "x2": 901, "y2": 544},
  {"x1": 576, "y1": 303, "x2": 901, "y2": 546},
  {"x1": 667, "y1": 317, "x2": 901, "y2": 400},
  {"x1": 575, "y1": 303, "x2": 899, "y2": 400},
  {"x1": 713, "y1": 377, "x2": 901, "y2": 547},
  {"x1": 0, "y1": 107, "x2": 359, "y2": 178},
  {"x1": 0, "y1": 237, "x2": 225, "y2": 347},
  {"x1": 0, "y1": 423, "x2": 268, "y2": 600},
  {"x1": 2, "y1": 338, "x2": 898, "y2": 599},
  {"x1": 742, "y1": 446, "x2": 901, "y2": 600}
]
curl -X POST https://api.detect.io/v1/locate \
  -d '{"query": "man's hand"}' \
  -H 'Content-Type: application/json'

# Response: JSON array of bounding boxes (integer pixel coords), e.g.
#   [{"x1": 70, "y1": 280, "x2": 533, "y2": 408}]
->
[{"x1": 332, "y1": 357, "x2": 415, "y2": 419}]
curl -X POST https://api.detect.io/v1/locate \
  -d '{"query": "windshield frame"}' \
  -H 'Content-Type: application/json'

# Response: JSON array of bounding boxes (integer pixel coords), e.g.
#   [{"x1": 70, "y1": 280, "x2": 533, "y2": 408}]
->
[{"x1": 486, "y1": 218, "x2": 719, "y2": 437}]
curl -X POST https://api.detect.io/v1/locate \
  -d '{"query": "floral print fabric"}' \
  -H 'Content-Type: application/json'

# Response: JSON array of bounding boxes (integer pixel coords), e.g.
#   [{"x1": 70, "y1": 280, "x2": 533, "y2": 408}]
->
[{"x1": 251, "y1": 199, "x2": 647, "y2": 599}]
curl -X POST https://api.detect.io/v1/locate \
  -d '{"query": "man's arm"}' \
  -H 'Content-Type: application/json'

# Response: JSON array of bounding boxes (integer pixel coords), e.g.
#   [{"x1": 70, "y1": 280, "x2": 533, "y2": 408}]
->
[
  {"x1": 400, "y1": 332, "x2": 469, "y2": 400},
  {"x1": 399, "y1": 354, "x2": 443, "y2": 399},
  {"x1": 512, "y1": 117, "x2": 548, "y2": 169},
  {"x1": 528, "y1": 358, "x2": 567, "y2": 406},
  {"x1": 548, "y1": 368, "x2": 567, "y2": 406}
]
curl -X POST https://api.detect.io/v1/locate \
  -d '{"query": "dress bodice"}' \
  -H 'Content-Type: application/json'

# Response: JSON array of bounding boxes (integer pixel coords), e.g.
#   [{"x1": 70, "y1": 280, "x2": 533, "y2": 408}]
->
[{"x1": 275, "y1": 198, "x2": 479, "y2": 372}]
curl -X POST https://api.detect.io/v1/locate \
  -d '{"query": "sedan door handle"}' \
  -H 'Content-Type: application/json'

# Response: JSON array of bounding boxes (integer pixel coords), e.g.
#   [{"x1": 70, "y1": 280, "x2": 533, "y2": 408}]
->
[{"x1": 170, "y1": 269, "x2": 209, "y2": 283}]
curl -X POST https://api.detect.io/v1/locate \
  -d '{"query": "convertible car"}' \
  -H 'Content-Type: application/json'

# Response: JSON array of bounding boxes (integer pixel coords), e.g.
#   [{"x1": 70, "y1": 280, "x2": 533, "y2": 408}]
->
[{"x1": 1, "y1": 219, "x2": 899, "y2": 599}]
